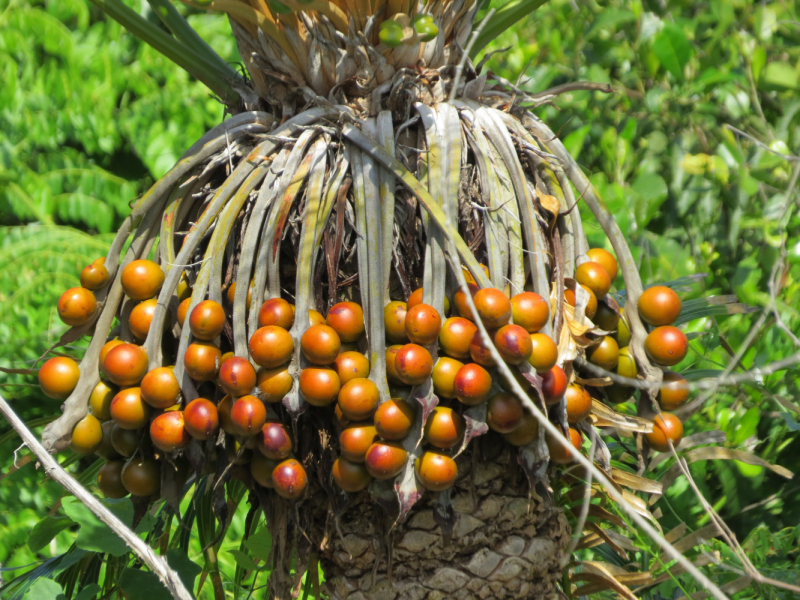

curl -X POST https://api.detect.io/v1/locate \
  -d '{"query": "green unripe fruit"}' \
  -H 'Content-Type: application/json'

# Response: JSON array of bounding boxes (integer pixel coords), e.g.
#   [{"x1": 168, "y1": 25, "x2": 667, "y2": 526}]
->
[
  {"x1": 412, "y1": 15, "x2": 438, "y2": 42},
  {"x1": 380, "y1": 21, "x2": 404, "y2": 48}
]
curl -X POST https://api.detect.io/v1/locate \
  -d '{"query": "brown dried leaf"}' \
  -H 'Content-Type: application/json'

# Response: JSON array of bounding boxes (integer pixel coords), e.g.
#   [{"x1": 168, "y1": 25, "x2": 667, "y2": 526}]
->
[
  {"x1": 591, "y1": 399, "x2": 654, "y2": 433},
  {"x1": 611, "y1": 468, "x2": 663, "y2": 495}
]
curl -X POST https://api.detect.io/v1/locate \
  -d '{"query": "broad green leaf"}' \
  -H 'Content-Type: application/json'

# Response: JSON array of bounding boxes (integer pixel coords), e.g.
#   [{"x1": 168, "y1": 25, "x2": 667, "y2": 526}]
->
[
  {"x1": 759, "y1": 62, "x2": 798, "y2": 91},
  {"x1": 732, "y1": 407, "x2": 760, "y2": 445},
  {"x1": 563, "y1": 125, "x2": 591, "y2": 162},
  {"x1": 166, "y1": 549, "x2": 202, "y2": 597},
  {"x1": 587, "y1": 9, "x2": 636, "y2": 38},
  {"x1": 652, "y1": 23, "x2": 692, "y2": 80},
  {"x1": 28, "y1": 516, "x2": 75, "y2": 553},
  {"x1": 243, "y1": 527, "x2": 273, "y2": 562},
  {"x1": 24, "y1": 577, "x2": 64, "y2": 599},
  {"x1": 62, "y1": 497, "x2": 133, "y2": 557},
  {"x1": 228, "y1": 549, "x2": 259, "y2": 571},
  {"x1": 118, "y1": 568, "x2": 173, "y2": 600},
  {"x1": 631, "y1": 172, "x2": 668, "y2": 227},
  {"x1": 74, "y1": 584, "x2": 102, "y2": 600}
]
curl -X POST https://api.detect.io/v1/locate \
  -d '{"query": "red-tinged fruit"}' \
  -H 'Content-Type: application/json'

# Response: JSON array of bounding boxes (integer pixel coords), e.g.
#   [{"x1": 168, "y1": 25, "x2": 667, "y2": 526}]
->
[
  {"x1": 394, "y1": 344, "x2": 434, "y2": 385},
  {"x1": 528, "y1": 333, "x2": 558, "y2": 373},
  {"x1": 453, "y1": 281, "x2": 479, "y2": 320},
  {"x1": 645, "y1": 412, "x2": 684, "y2": 452},
  {"x1": 99, "y1": 339, "x2": 124, "y2": 371},
  {"x1": 438, "y1": 317, "x2": 477, "y2": 360},
  {"x1": 272, "y1": 458, "x2": 308, "y2": 499},
  {"x1": 565, "y1": 384, "x2": 592, "y2": 423},
  {"x1": 39, "y1": 356, "x2": 80, "y2": 400},
  {"x1": 586, "y1": 248, "x2": 618, "y2": 282},
  {"x1": 340, "y1": 423, "x2": 379, "y2": 463},
  {"x1": 71, "y1": 414, "x2": 103, "y2": 455},
  {"x1": 129, "y1": 299, "x2": 158, "y2": 341},
  {"x1": 301, "y1": 324, "x2": 341, "y2": 365},
  {"x1": 487, "y1": 393, "x2": 523, "y2": 433},
  {"x1": 469, "y1": 330, "x2": 496, "y2": 367},
  {"x1": 415, "y1": 451, "x2": 458, "y2": 492},
  {"x1": 338, "y1": 378, "x2": 379, "y2": 421},
  {"x1": 103, "y1": 343, "x2": 148, "y2": 386},
  {"x1": 57, "y1": 287, "x2": 97, "y2": 327},
  {"x1": 189, "y1": 300, "x2": 225, "y2": 341},
  {"x1": 80, "y1": 258, "x2": 109, "y2": 290},
  {"x1": 373, "y1": 398, "x2": 414, "y2": 440},
  {"x1": 184, "y1": 341, "x2": 221, "y2": 381},
  {"x1": 326, "y1": 301, "x2": 365, "y2": 342},
  {"x1": 121, "y1": 259, "x2": 164, "y2": 301},
  {"x1": 404, "y1": 303, "x2": 441, "y2": 345},
  {"x1": 110, "y1": 388, "x2": 150, "y2": 430},
  {"x1": 98, "y1": 460, "x2": 128, "y2": 498},
  {"x1": 150, "y1": 411, "x2": 190, "y2": 452},
  {"x1": 423, "y1": 406, "x2": 465, "y2": 449},
  {"x1": 385, "y1": 345, "x2": 404, "y2": 384},
  {"x1": 334, "y1": 351, "x2": 370, "y2": 385},
  {"x1": 364, "y1": 441, "x2": 407, "y2": 479},
  {"x1": 258, "y1": 421, "x2": 293, "y2": 460},
  {"x1": 548, "y1": 428, "x2": 583, "y2": 464},
  {"x1": 299, "y1": 367, "x2": 340, "y2": 406},
  {"x1": 494, "y1": 324, "x2": 533, "y2": 365},
  {"x1": 658, "y1": 371, "x2": 689, "y2": 411},
  {"x1": 121, "y1": 457, "x2": 160, "y2": 497},
  {"x1": 431, "y1": 357, "x2": 463, "y2": 399},
  {"x1": 510, "y1": 292, "x2": 549, "y2": 333},
  {"x1": 230, "y1": 395, "x2": 267, "y2": 437},
  {"x1": 219, "y1": 356, "x2": 257, "y2": 397},
  {"x1": 333, "y1": 457, "x2": 372, "y2": 492},
  {"x1": 249, "y1": 326, "x2": 294, "y2": 369},
  {"x1": 575, "y1": 261, "x2": 611, "y2": 300},
  {"x1": 472, "y1": 288, "x2": 512, "y2": 329},
  {"x1": 541, "y1": 365, "x2": 567, "y2": 405},
  {"x1": 184, "y1": 398, "x2": 219, "y2": 440},
  {"x1": 177, "y1": 298, "x2": 191, "y2": 327},
  {"x1": 645, "y1": 326, "x2": 688, "y2": 366},
  {"x1": 257, "y1": 366, "x2": 293, "y2": 403},
  {"x1": 258, "y1": 297, "x2": 295, "y2": 329},
  {"x1": 141, "y1": 367, "x2": 180, "y2": 409},
  {"x1": 453, "y1": 363, "x2": 492, "y2": 406},
  {"x1": 638, "y1": 286, "x2": 682, "y2": 327},
  {"x1": 565, "y1": 285, "x2": 598, "y2": 319}
]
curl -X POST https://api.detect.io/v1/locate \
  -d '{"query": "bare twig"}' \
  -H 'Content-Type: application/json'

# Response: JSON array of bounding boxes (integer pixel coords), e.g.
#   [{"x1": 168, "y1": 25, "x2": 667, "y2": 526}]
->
[
  {"x1": 560, "y1": 432, "x2": 597, "y2": 568},
  {"x1": 527, "y1": 81, "x2": 612, "y2": 100},
  {"x1": 723, "y1": 125, "x2": 800, "y2": 162}
]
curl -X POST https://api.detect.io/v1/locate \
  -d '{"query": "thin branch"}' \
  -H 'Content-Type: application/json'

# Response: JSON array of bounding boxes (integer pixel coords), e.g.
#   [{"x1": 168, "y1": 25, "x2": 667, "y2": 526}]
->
[
  {"x1": 527, "y1": 81, "x2": 613, "y2": 100},
  {"x1": 560, "y1": 432, "x2": 597, "y2": 568},
  {"x1": 723, "y1": 125, "x2": 800, "y2": 162}
]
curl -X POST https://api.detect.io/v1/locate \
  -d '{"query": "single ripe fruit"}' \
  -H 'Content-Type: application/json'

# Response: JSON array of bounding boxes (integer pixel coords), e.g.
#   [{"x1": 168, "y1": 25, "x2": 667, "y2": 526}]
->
[
  {"x1": 504, "y1": 412, "x2": 540, "y2": 446},
  {"x1": 80, "y1": 258, "x2": 109, "y2": 290},
  {"x1": 57, "y1": 287, "x2": 97, "y2": 327},
  {"x1": 658, "y1": 371, "x2": 689, "y2": 411},
  {"x1": 230, "y1": 395, "x2": 267, "y2": 437},
  {"x1": 308, "y1": 309, "x2": 325, "y2": 327},
  {"x1": 150, "y1": 411, "x2": 190, "y2": 452},
  {"x1": 90, "y1": 382, "x2": 116, "y2": 421},
  {"x1": 487, "y1": 393, "x2": 523, "y2": 433},
  {"x1": 547, "y1": 427, "x2": 583, "y2": 465},
  {"x1": 338, "y1": 378, "x2": 379, "y2": 421},
  {"x1": 332, "y1": 457, "x2": 372, "y2": 492},
  {"x1": 110, "y1": 388, "x2": 150, "y2": 430},
  {"x1": 453, "y1": 281, "x2": 479, "y2": 320},
  {"x1": 615, "y1": 317, "x2": 632, "y2": 347},
  {"x1": 645, "y1": 412, "x2": 684, "y2": 452},
  {"x1": 217, "y1": 396, "x2": 236, "y2": 435},
  {"x1": 103, "y1": 343, "x2": 148, "y2": 387},
  {"x1": 177, "y1": 298, "x2": 191, "y2": 327},
  {"x1": 431, "y1": 357, "x2": 464, "y2": 399},
  {"x1": 219, "y1": 356, "x2": 257, "y2": 397},
  {"x1": 121, "y1": 457, "x2": 160, "y2": 497},
  {"x1": 299, "y1": 367, "x2": 340, "y2": 406},
  {"x1": 301, "y1": 324, "x2": 341, "y2": 365},
  {"x1": 129, "y1": 299, "x2": 158, "y2": 341},
  {"x1": 184, "y1": 341, "x2": 222, "y2": 381},
  {"x1": 616, "y1": 346, "x2": 637, "y2": 380},
  {"x1": 384, "y1": 301, "x2": 409, "y2": 343},
  {"x1": 249, "y1": 326, "x2": 294, "y2": 369},
  {"x1": 141, "y1": 367, "x2": 180, "y2": 409},
  {"x1": 71, "y1": 414, "x2": 103, "y2": 455},
  {"x1": 565, "y1": 284, "x2": 598, "y2": 319},
  {"x1": 469, "y1": 330, "x2": 496, "y2": 367},
  {"x1": 189, "y1": 300, "x2": 225, "y2": 341},
  {"x1": 373, "y1": 398, "x2": 414, "y2": 440},
  {"x1": 385, "y1": 345, "x2": 404, "y2": 385},
  {"x1": 365, "y1": 441, "x2": 407, "y2": 479},
  {"x1": 423, "y1": 406, "x2": 465, "y2": 449},
  {"x1": 645, "y1": 326, "x2": 688, "y2": 366},
  {"x1": 472, "y1": 288, "x2": 512, "y2": 329},
  {"x1": 404, "y1": 303, "x2": 441, "y2": 345},
  {"x1": 111, "y1": 424, "x2": 139, "y2": 457},
  {"x1": 528, "y1": 333, "x2": 558, "y2": 373},
  {"x1": 541, "y1": 365, "x2": 567, "y2": 405},
  {"x1": 415, "y1": 451, "x2": 457, "y2": 491},
  {"x1": 272, "y1": 458, "x2": 308, "y2": 500},
  {"x1": 575, "y1": 261, "x2": 611, "y2": 300},
  {"x1": 227, "y1": 280, "x2": 254, "y2": 306},
  {"x1": 510, "y1": 292, "x2": 549, "y2": 333},
  {"x1": 340, "y1": 423, "x2": 379, "y2": 463},
  {"x1": 258, "y1": 298, "x2": 295, "y2": 329},
  {"x1": 326, "y1": 302, "x2": 365, "y2": 342},
  {"x1": 587, "y1": 336, "x2": 620, "y2": 371},
  {"x1": 98, "y1": 460, "x2": 128, "y2": 498},
  {"x1": 593, "y1": 297, "x2": 621, "y2": 332},
  {"x1": 251, "y1": 453, "x2": 278, "y2": 488},
  {"x1": 438, "y1": 317, "x2": 477, "y2": 360},
  {"x1": 39, "y1": 356, "x2": 80, "y2": 399},
  {"x1": 638, "y1": 286, "x2": 682, "y2": 327},
  {"x1": 407, "y1": 288, "x2": 450, "y2": 313},
  {"x1": 121, "y1": 260, "x2": 164, "y2": 300},
  {"x1": 494, "y1": 324, "x2": 533, "y2": 365},
  {"x1": 334, "y1": 351, "x2": 370, "y2": 385},
  {"x1": 565, "y1": 384, "x2": 592, "y2": 424},
  {"x1": 394, "y1": 344, "x2": 434, "y2": 385},
  {"x1": 184, "y1": 398, "x2": 219, "y2": 440},
  {"x1": 257, "y1": 366, "x2": 293, "y2": 403},
  {"x1": 99, "y1": 339, "x2": 124, "y2": 372},
  {"x1": 453, "y1": 363, "x2": 492, "y2": 406},
  {"x1": 586, "y1": 248, "x2": 618, "y2": 282},
  {"x1": 258, "y1": 421, "x2": 293, "y2": 460}
]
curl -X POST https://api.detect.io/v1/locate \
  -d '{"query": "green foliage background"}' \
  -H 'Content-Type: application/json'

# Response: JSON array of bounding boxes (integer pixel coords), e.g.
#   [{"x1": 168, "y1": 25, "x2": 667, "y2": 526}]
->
[{"x1": 1, "y1": 0, "x2": 799, "y2": 597}]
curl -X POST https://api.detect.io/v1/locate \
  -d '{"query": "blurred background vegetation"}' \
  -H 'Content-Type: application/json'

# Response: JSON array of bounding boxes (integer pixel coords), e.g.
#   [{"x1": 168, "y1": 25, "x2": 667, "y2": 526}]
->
[{"x1": 1, "y1": 0, "x2": 799, "y2": 596}]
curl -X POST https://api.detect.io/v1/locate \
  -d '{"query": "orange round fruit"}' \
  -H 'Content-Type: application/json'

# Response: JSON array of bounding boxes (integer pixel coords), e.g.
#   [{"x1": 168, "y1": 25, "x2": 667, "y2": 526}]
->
[
  {"x1": 575, "y1": 261, "x2": 611, "y2": 300},
  {"x1": 510, "y1": 292, "x2": 549, "y2": 333},
  {"x1": 184, "y1": 341, "x2": 222, "y2": 381},
  {"x1": 616, "y1": 346, "x2": 637, "y2": 380},
  {"x1": 217, "y1": 395, "x2": 236, "y2": 434},
  {"x1": 256, "y1": 366, "x2": 293, "y2": 403},
  {"x1": 453, "y1": 363, "x2": 492, "y2": 406},
  {"x1": 615, "y1": 316, "x2": 632, "y2": 346},
  {"x1": 438, "y1": 317, "x2": 477, "y2": 360},
  {"x1": 472, "y1": 288, "x2": 512, "y2": 329},
  {"x1": 258, "y1": 298, "x2": 295, "y2": 329},
  {"x1": 587, "y1": 336, "x2": 620, "y2": 371},
  {"x1": 110, "y1": 387, "x2": 150, "y2": 430},
  {"x1": 404, "y1": 303, "x2": 441, "y2": 346},
  {"x1": 527, "y1": 333, "x2": 558, "y2": 373},
  {"x1": 593, "y1": 297, "x2": 621, "y2": 332},
  {"x1": 645, "y1": 412, "x2": 683, "y2": 452},
  {"x1": 272, "y1": 458, "x2": 308, "y2": 499},
  {"x1": 176, "y1": 298, "x2": 191, "y2": 327},
  {"x1": 453, "y1": 281, "x2": 479, "y2": 320},
  {"x1": 365, "y1": 441, "x2": 407, "y2": 480},
  {"x1": 385, "y1": 345, "x2": 404, "y2": 384},
  {"x1": 230, "y1": 395, "x2": 267, "y2": 437},
  {"x1": 565, "y1": 384, "x2": 592, "y2": 423},
  {"x1": 541, "y1": 365, "x2": 568, "y2": 405},
  {"x1": 638, "y1": 286, "x2": 682, "y2": 327},
  {"x1": 141, "y1": 367, "x2": 180, "y2": 409},
  {"x1": 504, "y1": 412, "x2": 540, "y2": 446},
  {"x1": 110, "y1": 424, "x2": 139, "y2": 457},
  {"x1": 184, "y1": 398, "x2": 219, "y2": 440},
  {"x1": 332, "y1": 457, "x2": 372, "y2": 492},
  {"x1": 90, "y1": 382, "x2": 116, "y2": 421},
  {"x1": 219, "y1": 356, "x2": 257, "y2": 397},
  {"x1": 340, "y1": 423, "x2": 379, "y2": 463},
  {"x1": 373, "y1": 398, "x2": 414, "y2": 440},
  {"x1": 71, "y1": 414, "x2": 103, "y2": 455},
  {"x1": 308, "y1": 309, "x2": 325, "y2": 327},
  {"x1": 338, "y1": 378, "x2": 380, "y2": 421},
  {"x1": 129, "y1": 299, "x2": 158, "y2": 341},
  {"x1": 326, "y1": 301, "x2": 365, "y2": 343},
  {"x1": 121, "y1": 457, "x2": 160, "y2": 497},
  {"x1": 334, "y1": 351, "x2": 370, "y2": 385},
  {"x1": 565, "y1": 285, "x2": 598, "y2": 319},
  {"x1": 258, "y1": 421, "x2": 293, "y2": 460},
  {"x1": 658, "y1": 371, "x2": 689, "y2": 411},
  {"x1": 250, "y1": 453, "x2": 278, "y2": 488},
  {"x1": 469, "y1": 330, "x2": 496, "y2": 367},
  {"x1": 394, "y1": 344, "x2": 434, "y2": 385},
  {"x1": 39, "y1": 356, "x2": 80, "y2": 399},
  {"x1": 423, "y1": 406, "x2": 465, "y2": 449},
  {"x1": 57, "y1": 287, "x2": 97, "y2": 327},
  {"x1": 80, "y1": 258, "x2": 109, "y2": 290},
  {"x1": 103, "y1": 343, "x2": 148, "y2": 386},
  {"x1": 586, "y1": 248, "x2": 618, "y2": 282},
  {"x1": 121, "y1": 259, "x2": 164, "y2": 301},
  {"x1": 415, "y1": 451, "x2": 458, "y2": 492},
  {"x1": 431, "y1": 357, "x2": 464, "y2": 399},
  {"x1": 249, "y1": 326, "x2": 294, "y2": 369},
  {"x1": 487, "y1": 393, "x2": 523, "y2": 433},
  {"x1": 299, "y1": 367, "x2": 340, "y2": 406},
  {"x1": 334, "y1": 403, "x2": 350, "y2": 426},
  {"x1": 407, "y1": 288, "x2": 450, "y2": 314},
  {"x1": 99, "y1": 339, "x2": 124, "y2": 371},
  {"x1": 384, "y1": 301, "x2": 409, "y2": 343},
  {"x1": 301, "y1": 324, "x2": 341, "y2": 365},
  {"x1": 150, "y1": 411, "x2": 190, "y2": 452},
  {"x1": 97, "y1": 460, "x2": 128, "y2": 498},
  {"x1": 227, "y1": 280, "x2": 254, "y2": 306},
  {"x1": 189, "y1": 300, "x2": 225, "y2": 341},
  {"x1": 494, "y1": 324, "x2": 533, "y2": 365},
  {"x1": 645, "y1": 326, "x2": 688, "y2": 366},
  {"x1": 547, "y1": 427, "x2": 583, "y2": 464}
]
